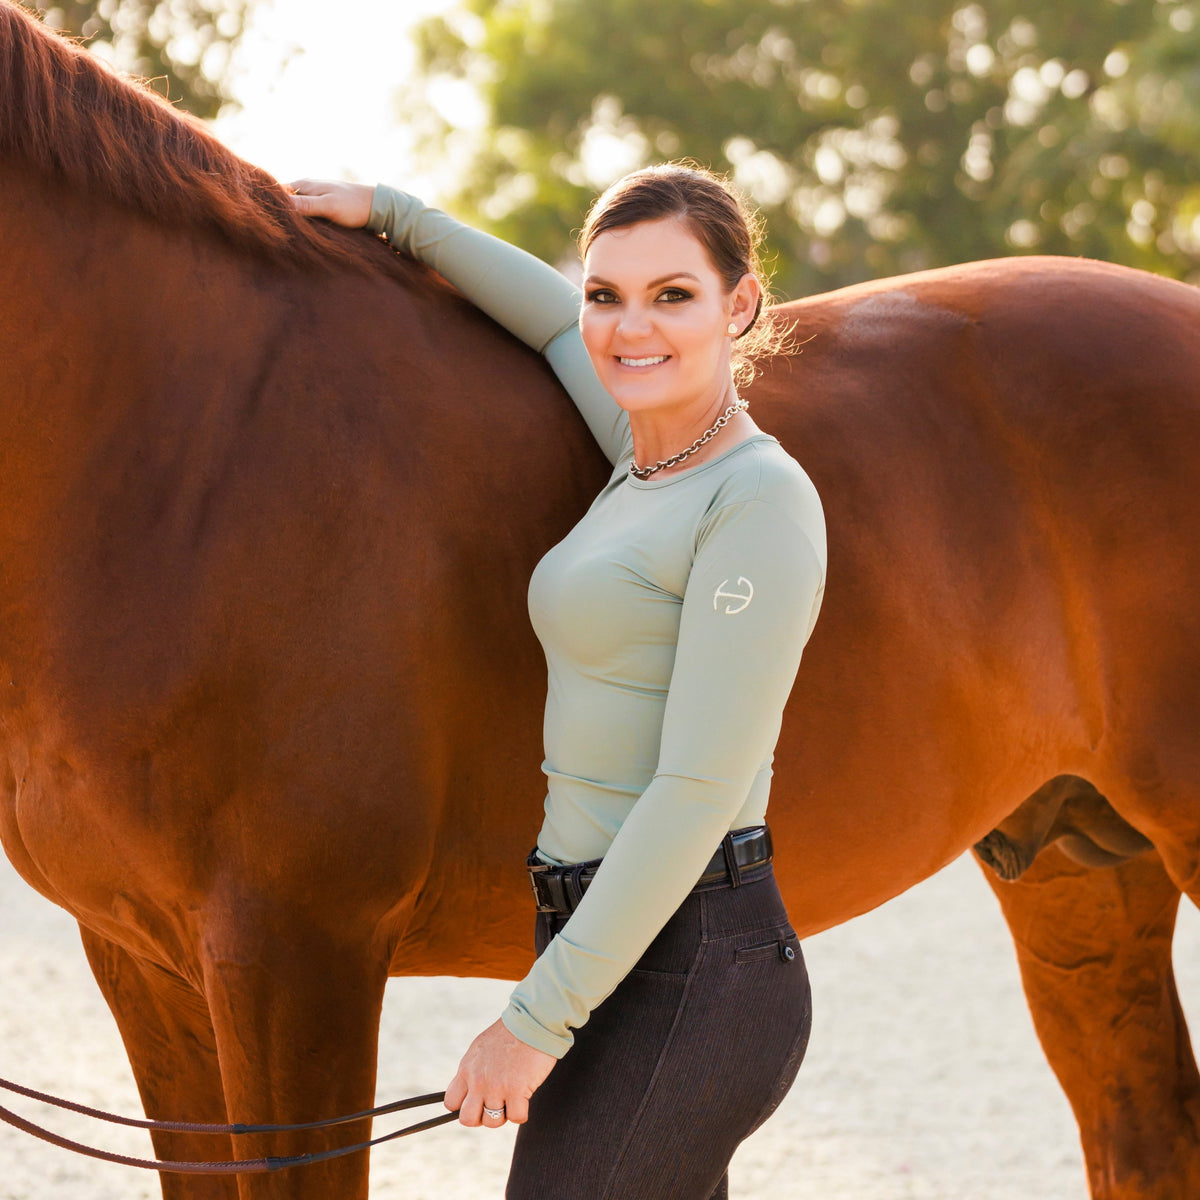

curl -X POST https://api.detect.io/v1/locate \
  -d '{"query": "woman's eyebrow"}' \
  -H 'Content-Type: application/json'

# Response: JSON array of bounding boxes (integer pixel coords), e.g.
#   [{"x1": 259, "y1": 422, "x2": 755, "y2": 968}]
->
[{"x1": 584, "y1": 272, "x2": 703, "y2": 289}]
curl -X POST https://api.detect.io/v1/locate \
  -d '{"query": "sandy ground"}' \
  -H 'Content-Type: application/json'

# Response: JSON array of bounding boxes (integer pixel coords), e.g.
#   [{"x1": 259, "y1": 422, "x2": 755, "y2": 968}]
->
[{"x1": 2, "y1": 852, "x2": 1197, "y2": 1199}]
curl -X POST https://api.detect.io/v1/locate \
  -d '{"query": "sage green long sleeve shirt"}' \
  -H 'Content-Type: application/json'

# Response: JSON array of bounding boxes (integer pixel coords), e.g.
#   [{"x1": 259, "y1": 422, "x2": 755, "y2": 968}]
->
[{"x1": 368, "y1": 186, "x2": 827, "y2": 1058}]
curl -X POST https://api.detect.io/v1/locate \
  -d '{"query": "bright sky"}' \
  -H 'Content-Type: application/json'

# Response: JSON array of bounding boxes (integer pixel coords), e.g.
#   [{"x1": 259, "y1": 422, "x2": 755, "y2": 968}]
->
[{"x1": 210, "y1": 0, "x2": 469, "y2": 202}]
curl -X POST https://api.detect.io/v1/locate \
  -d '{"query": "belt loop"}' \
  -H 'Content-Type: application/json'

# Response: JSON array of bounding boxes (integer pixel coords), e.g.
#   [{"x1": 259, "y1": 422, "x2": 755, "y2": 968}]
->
[
  {"x1": 565, "y1": 863, "x2": 588, "y2": 911},
  {"x1": 722, "y1": 832, "x2": 742, "y2": 887}
]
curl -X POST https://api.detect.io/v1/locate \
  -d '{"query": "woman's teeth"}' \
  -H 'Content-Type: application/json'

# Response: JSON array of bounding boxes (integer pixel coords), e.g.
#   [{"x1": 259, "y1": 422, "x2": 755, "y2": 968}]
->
[{"x1": 618, "y1": 355, "x2": 668, "y2": 367}]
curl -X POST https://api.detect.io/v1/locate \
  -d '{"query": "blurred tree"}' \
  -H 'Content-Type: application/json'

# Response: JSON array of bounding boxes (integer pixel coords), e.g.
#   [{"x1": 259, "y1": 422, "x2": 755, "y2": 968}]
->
[
  {"x1": 23, "y1": 0, "x2": 254, "y2": 120},
  {"x1": 405, "y1": 0, "x2": 1200, "y2": 295}
]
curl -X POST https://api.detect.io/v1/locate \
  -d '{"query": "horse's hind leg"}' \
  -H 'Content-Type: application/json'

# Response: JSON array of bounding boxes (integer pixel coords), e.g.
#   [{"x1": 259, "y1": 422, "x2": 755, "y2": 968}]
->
[
  {"x1": 977, "y1": 844, "x2": 1200, "y2": 1199},
  {"x1": 80, "y1": 926, "x2": 237, "y2": 1200}
]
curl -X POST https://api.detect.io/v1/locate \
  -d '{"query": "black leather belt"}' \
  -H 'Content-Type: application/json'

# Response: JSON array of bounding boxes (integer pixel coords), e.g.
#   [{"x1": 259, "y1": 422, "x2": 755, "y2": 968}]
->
[{"x1": 527, "y1": 825, "x2": 773, "y2": 916}]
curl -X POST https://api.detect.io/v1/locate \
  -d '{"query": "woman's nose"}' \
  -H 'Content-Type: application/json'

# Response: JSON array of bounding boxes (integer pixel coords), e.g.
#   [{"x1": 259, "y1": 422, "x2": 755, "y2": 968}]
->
[{"x1": 617, "y1": 306, "x2": 653, "y2": 339}]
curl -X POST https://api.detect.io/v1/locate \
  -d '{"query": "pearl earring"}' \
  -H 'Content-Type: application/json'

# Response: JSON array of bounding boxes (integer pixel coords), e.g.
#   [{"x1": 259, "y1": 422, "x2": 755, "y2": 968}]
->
[{"x1": 727, "y1": 322, "x2": 738, "y2": 337}]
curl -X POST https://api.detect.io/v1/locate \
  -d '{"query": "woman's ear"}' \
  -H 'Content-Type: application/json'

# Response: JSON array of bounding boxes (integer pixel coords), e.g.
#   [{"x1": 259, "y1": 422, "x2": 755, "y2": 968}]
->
[{"x1": 730, "y1": 272, "x2": 761, "y2": 334}]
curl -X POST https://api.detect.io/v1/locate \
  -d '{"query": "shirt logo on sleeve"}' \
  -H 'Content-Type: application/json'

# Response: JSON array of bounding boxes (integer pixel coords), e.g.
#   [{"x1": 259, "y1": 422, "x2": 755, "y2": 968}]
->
[{"x1": 713, "y1": 577, "x2": 754, "y2": 615}]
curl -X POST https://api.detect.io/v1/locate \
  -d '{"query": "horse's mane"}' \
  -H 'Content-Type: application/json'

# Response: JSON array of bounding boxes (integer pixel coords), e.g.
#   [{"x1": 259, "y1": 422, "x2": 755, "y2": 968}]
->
[{"x1": 0, "y1": 1, "x2": 415, "y2": 279}]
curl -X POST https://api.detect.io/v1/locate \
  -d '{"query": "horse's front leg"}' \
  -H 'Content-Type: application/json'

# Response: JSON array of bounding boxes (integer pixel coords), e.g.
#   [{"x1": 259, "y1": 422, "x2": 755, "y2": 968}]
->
[
  {"x1": 80, "y1": 926, "x2": 238, "y2": 1200},
  {"x1": 977, "y1": 843, "x2": 1200, "y2": 1200},
  {"x1": 199, "y1": 905, "x2": 391, "y2": 1200}
]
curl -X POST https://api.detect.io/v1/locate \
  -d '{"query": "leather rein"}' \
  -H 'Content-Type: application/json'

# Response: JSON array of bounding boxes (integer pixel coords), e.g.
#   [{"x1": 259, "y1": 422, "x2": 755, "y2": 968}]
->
[{"x1": 0, "y1": 1074, "x2": 456, "y2": 1175}]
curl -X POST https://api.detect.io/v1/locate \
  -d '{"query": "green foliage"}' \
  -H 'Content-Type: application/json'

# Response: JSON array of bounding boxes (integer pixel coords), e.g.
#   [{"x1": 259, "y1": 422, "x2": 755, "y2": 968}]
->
[
  {"x1": 23, "y1": 0, "x2": 252, "y2": 120},
  {"x1": 406, "y1": 0, "x2": 1200, "y2": 295}
]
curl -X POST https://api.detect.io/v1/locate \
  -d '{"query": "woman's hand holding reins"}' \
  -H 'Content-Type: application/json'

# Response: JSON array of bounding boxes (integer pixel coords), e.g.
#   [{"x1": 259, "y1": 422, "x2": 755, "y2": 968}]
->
[
  {"x1": 445, "y1": 1018, "x2": 556, "y2": 1128},
  {"x1": 286, "y1": 179, "x2": 374, "y2": 228}
]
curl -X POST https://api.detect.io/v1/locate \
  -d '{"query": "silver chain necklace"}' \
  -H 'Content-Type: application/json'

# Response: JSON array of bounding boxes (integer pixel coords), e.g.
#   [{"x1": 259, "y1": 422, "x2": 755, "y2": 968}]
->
[{"x1": 628, "y1": 398, "x2": 748, "y2": 480}]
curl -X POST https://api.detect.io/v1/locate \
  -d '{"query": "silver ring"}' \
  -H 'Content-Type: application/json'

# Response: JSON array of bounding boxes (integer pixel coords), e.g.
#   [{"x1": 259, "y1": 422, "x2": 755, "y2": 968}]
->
[{"x1": 483, "y1": 1104, "x2": 505, "y2": 1121}]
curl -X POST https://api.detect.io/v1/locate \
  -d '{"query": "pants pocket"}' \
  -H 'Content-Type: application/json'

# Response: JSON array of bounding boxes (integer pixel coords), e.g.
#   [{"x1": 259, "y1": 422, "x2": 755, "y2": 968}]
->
[{"x1": 734, "y1": 935, "x2": 799, "y2": 964}]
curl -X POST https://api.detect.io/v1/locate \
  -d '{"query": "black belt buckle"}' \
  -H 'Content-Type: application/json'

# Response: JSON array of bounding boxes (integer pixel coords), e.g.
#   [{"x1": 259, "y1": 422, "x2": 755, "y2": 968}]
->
[{"x1": 527, "y1": 861, "x2": 559, "y2": 913}]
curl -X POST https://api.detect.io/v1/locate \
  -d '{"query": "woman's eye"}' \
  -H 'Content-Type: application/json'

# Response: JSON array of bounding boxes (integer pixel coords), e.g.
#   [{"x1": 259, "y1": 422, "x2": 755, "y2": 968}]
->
[
  {"x1": 586, "y1": 289, "x2": 618, "y2": 304},
  {"x1": 658, "y1": 288, "x2": 692, "y2": 303}
]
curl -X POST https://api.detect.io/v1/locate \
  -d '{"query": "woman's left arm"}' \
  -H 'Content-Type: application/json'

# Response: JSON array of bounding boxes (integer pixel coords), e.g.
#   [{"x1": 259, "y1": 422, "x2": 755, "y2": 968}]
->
[
  {"x1": 501, "y1": 492, "x2": 827, "y2": 1057},
  {"x1": 444, "y1": 487, "x2": 826, "y2": 1120}
]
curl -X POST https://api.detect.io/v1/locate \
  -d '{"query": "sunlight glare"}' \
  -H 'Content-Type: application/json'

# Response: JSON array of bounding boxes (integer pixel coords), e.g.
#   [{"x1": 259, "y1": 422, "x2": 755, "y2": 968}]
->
[{"x1": 210, "y1": 0, "x2": 462, "y2": 200}]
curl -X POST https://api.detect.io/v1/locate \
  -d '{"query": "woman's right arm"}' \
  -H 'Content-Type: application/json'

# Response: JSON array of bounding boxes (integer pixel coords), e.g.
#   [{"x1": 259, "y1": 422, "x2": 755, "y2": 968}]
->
[{"x1": 365, "y1": 186, "x2": 630, "y2": 465}]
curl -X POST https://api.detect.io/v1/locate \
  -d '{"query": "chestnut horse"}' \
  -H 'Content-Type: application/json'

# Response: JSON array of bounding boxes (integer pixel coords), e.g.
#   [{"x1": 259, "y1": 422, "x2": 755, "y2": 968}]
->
[{"x1": 1, "y1": 4, "x2": 1198, "y2": 1198}]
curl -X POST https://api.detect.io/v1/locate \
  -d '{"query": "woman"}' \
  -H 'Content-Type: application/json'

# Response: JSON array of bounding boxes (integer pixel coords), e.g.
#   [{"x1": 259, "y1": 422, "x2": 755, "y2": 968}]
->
[{"x1": 289, "y1": 163, "x2": 826, "y2": 1199}]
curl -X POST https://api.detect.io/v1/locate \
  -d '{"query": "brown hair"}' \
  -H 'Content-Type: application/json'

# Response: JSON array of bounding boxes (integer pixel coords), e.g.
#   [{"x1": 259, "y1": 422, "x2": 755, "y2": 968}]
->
[{"x1": 579, "y1": 161, "x2": 788, "y2": 388}]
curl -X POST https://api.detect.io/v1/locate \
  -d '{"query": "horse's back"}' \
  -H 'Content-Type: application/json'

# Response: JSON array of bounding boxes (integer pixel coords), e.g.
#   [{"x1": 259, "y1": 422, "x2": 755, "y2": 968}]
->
[{"x1": 750, "y1": 256, "x2": 1200, "y2": 927}]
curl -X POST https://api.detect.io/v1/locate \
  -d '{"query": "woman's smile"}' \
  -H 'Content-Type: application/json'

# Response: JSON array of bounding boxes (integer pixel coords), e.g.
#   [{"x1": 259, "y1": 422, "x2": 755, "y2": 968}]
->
[{"x1": 615, "y1": 354, "x2": 671, "y2": 369}]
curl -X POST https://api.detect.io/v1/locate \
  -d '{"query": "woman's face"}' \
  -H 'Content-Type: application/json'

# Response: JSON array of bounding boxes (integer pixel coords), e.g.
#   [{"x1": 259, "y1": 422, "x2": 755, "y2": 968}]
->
[{"x1": 579, "y1": 217, "x2": 759, "y2": 417}]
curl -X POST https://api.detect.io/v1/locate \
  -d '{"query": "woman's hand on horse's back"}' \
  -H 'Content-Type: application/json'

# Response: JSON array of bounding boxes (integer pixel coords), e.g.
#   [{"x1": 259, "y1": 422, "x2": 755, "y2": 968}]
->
[{"x1": 286, "y1": 179, "x2": 374, "y2": 228}]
